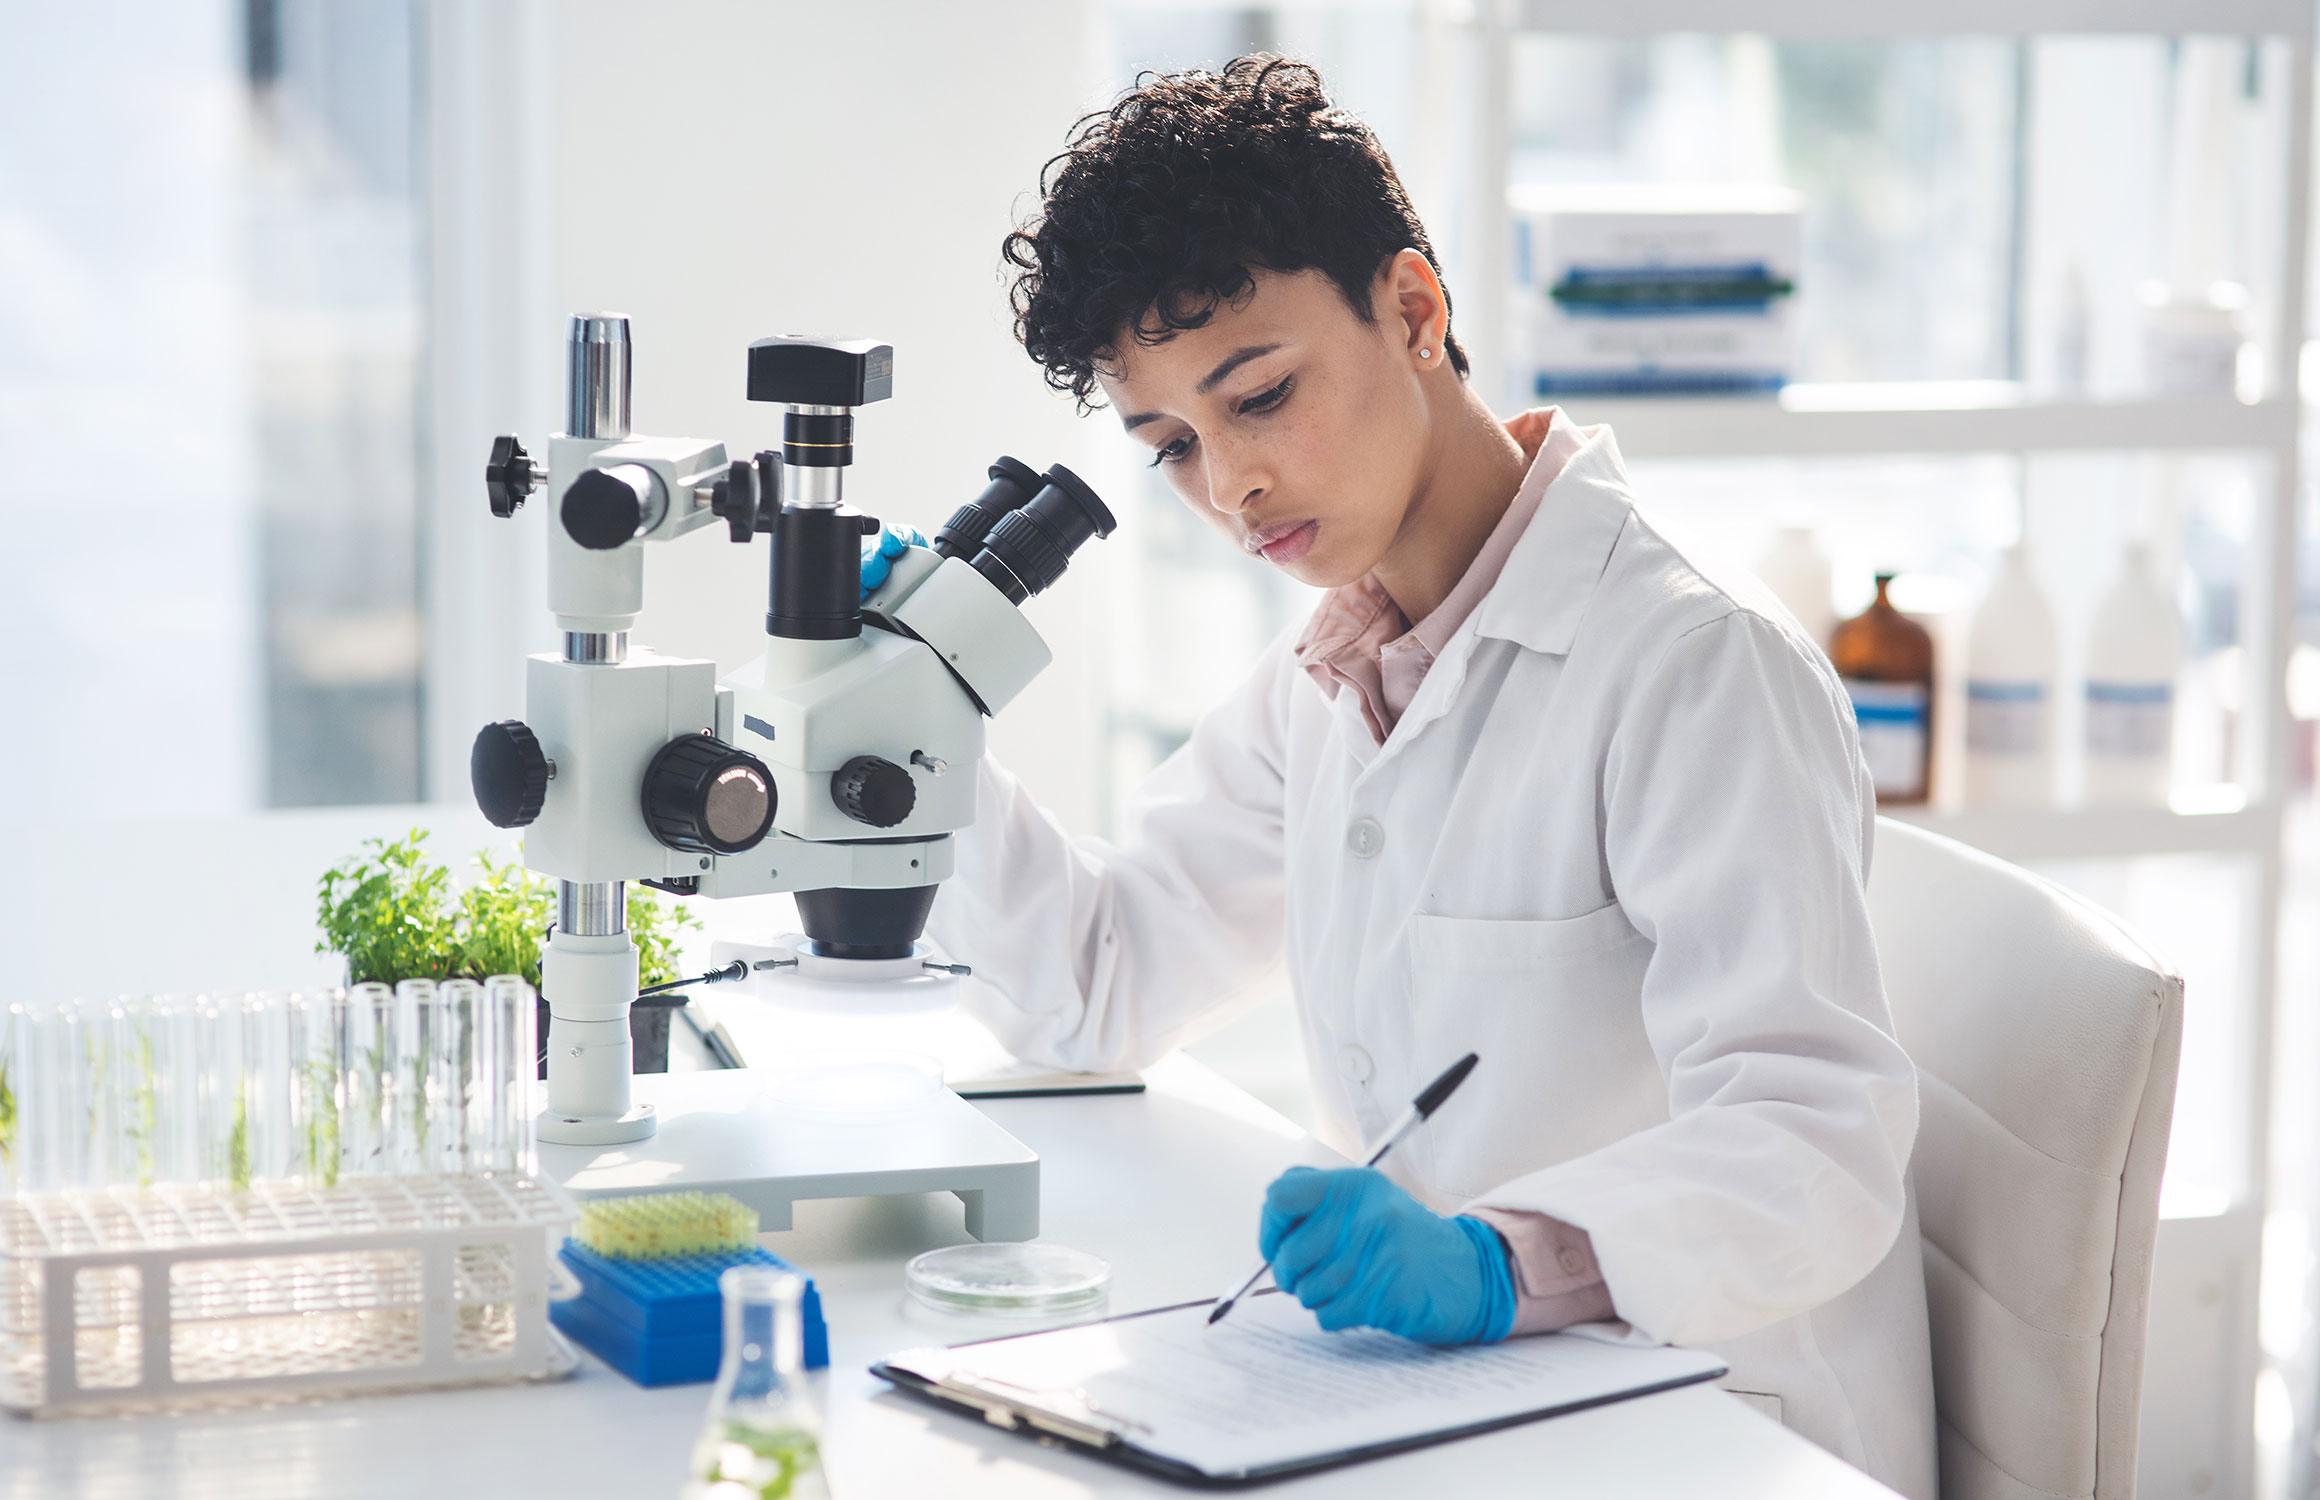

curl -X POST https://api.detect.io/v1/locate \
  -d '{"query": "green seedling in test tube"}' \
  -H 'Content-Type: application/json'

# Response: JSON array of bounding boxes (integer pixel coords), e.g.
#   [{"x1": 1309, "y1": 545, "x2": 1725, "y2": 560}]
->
[
  {"x1": 229, "y1": 1087, "x2": 251, "y2": 1191},
  {"x1": 129, "y1": 1028, "x2": 158, "y2": 1187},
  {"x1": 309, "y1": 1060, "x2": 341, "y2": 1186},
  {"x1": 0, "y1": 1056, "x2": 15, "y2": 1174}
]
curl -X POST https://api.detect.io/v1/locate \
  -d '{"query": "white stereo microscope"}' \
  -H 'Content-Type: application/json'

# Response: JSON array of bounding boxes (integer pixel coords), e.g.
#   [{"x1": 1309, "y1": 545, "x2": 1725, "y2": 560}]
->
[{"x1": 471, "y1": 314, "x2": 1113, "y2": 1238}]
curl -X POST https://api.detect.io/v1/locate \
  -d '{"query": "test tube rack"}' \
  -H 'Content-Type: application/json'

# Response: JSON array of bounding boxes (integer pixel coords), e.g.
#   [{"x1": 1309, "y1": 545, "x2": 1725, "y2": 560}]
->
[{"x1": 0, "y1": 1172, "x2": 579, "y2": 1417}]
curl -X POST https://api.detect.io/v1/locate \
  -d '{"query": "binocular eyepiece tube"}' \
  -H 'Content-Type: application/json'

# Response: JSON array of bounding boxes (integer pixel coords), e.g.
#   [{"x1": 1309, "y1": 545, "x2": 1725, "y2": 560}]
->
[{"x1": 934, "y1": 457, "x2": 1118, "y2": 606}]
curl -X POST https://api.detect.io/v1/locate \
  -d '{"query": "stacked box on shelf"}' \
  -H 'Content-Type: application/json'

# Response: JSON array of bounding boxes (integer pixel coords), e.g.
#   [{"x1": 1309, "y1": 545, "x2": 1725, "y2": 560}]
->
[
  {"x1": 1510, "y1": 183, "x2": 1801, "y2": 398},
  {"x1": 551, "y1": 1240, "x2": 829, "y2": 1387}
]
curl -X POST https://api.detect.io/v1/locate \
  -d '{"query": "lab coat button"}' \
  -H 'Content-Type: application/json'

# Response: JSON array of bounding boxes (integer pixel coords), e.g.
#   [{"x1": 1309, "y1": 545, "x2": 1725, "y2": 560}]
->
[
  {"x1": 1558, "y1": 1247, "x2": 1588, "y2": 1276},
  {"x1": 1337, "y1": 1044, "x2": 1374, "y2": 1083},
  {"x1": 1346, "y1": 818, "x2": 1385, "y2": 858}
]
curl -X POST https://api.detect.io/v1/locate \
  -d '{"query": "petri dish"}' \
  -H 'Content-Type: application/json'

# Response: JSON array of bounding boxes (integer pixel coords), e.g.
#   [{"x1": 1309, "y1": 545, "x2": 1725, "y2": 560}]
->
[{"x1": 905, "y1": 1242, "x2": 1112, "y2": 1318}]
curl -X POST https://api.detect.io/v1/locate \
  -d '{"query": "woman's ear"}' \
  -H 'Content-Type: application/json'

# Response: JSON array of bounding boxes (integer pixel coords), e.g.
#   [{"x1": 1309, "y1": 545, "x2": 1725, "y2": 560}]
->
[{"x1": 1382, "y1": 249, "x2": 1450, "y2": 368}]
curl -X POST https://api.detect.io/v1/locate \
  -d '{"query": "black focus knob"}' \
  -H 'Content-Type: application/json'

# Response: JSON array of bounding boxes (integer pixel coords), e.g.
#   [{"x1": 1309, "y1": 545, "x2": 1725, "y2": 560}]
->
[
  {"x1": 830, "y1": 755, "x2": 915, "y2": 828},
  {"x1": 472, "y1": 720, "x2": 550, "y2": 828},
  {"x1": 710, "y1": 458, "x2": 758, "y2": 542},
  {"x1": 642, "y1": 734, "x2": 777, "y2": 855},
  {"x1": 485, "y1": 435, "x2": 540, "y2": 518},
  {"x1": 562, "y1": 468, "x2": 644, "y2": 550}
]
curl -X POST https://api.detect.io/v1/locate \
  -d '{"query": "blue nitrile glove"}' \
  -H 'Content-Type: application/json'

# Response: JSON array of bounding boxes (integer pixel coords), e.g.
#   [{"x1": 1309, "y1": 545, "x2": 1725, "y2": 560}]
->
[
  {"x1": 859, "y1": 521, "x2": 927, "y2": 595},
  {"x1": 1260, "y1": 1165, "x2": 1516, "y2": 1346}
]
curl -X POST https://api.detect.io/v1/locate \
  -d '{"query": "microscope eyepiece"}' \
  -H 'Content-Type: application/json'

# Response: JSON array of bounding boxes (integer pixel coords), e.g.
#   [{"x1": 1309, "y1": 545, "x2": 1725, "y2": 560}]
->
[
  {"x1": 968, "y1": 463, "x2": 1117, "y2": 605},
  {"x1": 932, "y1": 456, "x2": 1042, "y2": 560}
]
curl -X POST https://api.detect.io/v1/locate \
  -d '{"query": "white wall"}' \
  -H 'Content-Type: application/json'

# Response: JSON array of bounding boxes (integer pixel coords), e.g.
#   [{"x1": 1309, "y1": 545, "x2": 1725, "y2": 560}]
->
[
  {"x1": 0, "y1": 2, "x2": 260, "y2": 820},
  {"x1": 12, "y1": 2, "x2": 1115, "y2": 1008},
  {"x1": 422, "y1": 0, "x2": 563, "y2": 805},
  {"x1": 536, "y1": 0, "x2": 1110, "y2": 833}
]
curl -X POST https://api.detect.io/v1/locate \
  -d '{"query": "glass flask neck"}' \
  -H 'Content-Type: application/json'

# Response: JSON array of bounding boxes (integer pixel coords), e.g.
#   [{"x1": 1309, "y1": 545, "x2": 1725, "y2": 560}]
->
[{"x1": 713, "y1": 1267, "x2": 803, "y2": 1407}]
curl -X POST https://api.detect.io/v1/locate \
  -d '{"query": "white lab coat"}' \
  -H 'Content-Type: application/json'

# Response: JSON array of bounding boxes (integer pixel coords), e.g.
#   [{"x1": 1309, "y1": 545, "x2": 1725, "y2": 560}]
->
[{"x1": 928, "y1": 423, "x2": 1939, "y2": 1499}]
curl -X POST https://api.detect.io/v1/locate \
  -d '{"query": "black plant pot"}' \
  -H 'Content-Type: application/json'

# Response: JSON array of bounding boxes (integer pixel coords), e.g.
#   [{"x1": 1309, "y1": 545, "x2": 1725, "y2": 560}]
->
[{"x1": 534, "y1": 994, "x2": 678, "y2": 1077}]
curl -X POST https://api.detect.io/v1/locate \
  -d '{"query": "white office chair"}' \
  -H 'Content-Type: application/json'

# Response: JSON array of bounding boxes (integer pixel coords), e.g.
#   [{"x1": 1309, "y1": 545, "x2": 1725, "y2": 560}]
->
[{"x1": 1867, "y1": 818, "x2": 2184, "y2": 1500}]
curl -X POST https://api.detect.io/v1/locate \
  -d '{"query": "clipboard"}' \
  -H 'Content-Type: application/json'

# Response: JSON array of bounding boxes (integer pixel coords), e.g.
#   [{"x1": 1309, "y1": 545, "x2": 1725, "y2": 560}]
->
[{"x1": 870, "y1": 1291, "x2": 1729, "y2": 1487}]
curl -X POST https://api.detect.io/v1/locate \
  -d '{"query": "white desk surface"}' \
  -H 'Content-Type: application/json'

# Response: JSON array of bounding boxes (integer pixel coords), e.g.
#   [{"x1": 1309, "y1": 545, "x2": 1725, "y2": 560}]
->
[{"x1": 2, "y1": 1056, "x2": 1896, "y2": 1499}]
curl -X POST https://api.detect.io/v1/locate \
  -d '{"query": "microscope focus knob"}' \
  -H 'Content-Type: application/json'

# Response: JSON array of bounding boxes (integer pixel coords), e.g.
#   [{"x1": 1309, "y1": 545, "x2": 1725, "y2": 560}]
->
[
  {"x1": 831, "y1": 755, "x2": 915, "y2": 829},
  {"x1": 472, "y1": 720, "x2": 550, "y2": 828},
  {"x1": 642, "y1": 734, "x2": 777, "y2": 855},
  {"x1": 562, "y1": 465, "x2": 667, "y2": 550},
  {"x1": 485, "y1": 435, "x2": 542, "y2": 518}
]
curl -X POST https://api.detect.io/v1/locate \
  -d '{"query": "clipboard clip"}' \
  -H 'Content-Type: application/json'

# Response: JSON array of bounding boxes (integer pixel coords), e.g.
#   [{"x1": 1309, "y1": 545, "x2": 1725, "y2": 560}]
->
[{"x1": 934, "y1": 1372, "x2": 1145, "y2": 1447}]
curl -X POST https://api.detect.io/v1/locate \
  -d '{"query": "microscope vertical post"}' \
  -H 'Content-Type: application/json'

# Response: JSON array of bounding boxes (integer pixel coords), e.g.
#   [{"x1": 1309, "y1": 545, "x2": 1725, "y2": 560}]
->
[{"x1": 538, "y1": 313, "x2": 655, "y2": 1146}]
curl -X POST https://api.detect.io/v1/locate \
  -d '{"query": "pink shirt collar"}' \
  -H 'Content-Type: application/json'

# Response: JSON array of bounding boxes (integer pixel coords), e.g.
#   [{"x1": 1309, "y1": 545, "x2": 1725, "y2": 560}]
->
[{"x1": 1294, "y1": 409, "x2": 1588, "y2": 745}]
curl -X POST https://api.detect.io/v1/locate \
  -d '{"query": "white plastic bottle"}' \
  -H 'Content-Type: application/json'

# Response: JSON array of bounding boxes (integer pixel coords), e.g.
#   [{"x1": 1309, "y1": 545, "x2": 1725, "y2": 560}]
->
[
  {"x1": 1964, "y1": 545, "x2": 2059, "y2": 807},
  {"x1": 1755, "y1": 523, "x2": 1836, "y2": 648},
  {"x1": 2082, "y1": 540, "x2": 2184, "y2": 806}
]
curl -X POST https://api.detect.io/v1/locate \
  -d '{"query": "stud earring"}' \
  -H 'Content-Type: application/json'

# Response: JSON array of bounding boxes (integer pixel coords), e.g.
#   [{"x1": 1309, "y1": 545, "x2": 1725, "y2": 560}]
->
[{"x1": 1419, "y1": 348, "x2": 1433, "y2": 360}]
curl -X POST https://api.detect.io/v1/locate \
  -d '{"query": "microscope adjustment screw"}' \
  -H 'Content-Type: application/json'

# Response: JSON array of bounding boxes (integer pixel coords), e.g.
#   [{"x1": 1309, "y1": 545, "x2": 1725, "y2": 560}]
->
[
  {"x1": 710, "y1": 458, "x2": 758, "y2": 542},
  {"x1": 831, "y1": 754, "x2": 916, "y2": 828},
  {"x1": 471, "y1": 720, "x2": 550, "y2": 828},
  {"x1": 485, "y1": 435, "x2": 544, "y2": 518}
]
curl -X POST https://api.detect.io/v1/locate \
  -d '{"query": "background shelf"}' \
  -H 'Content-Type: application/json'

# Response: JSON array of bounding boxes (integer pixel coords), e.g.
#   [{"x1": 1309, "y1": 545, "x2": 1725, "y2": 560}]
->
[
  {"x1": 1548, "y1": 385, "x2": 2291, "y2": 461},
  {"x1": 1515, "y1": 0, "x2": 2313, "y2": 41}
]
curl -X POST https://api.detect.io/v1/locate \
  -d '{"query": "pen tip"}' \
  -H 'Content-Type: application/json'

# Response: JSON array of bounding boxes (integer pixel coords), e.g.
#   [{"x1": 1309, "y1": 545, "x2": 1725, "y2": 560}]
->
[{"x1": 1206, "y1": 1303, "x2": 1228, "y2": 1325}]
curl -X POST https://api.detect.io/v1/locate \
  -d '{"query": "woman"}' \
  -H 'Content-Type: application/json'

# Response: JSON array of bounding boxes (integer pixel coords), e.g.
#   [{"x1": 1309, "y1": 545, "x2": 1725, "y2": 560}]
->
[{"x1": 925, "y1": 57, "x2": 1935, "y2": 1497}]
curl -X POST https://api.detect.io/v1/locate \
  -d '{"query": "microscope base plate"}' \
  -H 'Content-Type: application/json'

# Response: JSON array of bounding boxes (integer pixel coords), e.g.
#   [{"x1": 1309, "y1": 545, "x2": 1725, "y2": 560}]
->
[
  {"x1": 535, "y1": 1068, "x2": 1040, "y2": 1241},
  {"x1": 537, "y1": 1100, "x2": 657, "y2": 1147}
]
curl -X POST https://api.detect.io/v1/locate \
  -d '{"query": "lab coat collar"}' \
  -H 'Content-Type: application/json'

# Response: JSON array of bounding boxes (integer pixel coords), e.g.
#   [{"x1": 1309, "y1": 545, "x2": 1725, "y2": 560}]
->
[{"x1": 1470, "y1": 421, "x2": 1636, "y2": 658}]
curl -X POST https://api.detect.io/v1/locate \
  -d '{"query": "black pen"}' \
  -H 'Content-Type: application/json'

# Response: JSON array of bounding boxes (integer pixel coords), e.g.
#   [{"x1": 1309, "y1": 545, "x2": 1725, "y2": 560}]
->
[{"x1": 1207, "y1": 1051, "x2": 1481, "y2": 1328}]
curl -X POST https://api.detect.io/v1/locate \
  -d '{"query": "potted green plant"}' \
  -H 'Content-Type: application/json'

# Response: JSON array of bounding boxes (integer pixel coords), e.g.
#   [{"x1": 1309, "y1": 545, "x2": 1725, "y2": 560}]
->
[{"x1": 316, "y1": 831, "x2": 700, "y2": 1073}]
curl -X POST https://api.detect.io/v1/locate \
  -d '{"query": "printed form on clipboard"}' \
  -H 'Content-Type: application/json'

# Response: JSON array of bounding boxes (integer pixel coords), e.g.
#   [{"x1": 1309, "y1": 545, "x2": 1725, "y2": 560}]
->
[{"x1": 870, "y1": 1290, "x2": 1728, "y2": 1486}]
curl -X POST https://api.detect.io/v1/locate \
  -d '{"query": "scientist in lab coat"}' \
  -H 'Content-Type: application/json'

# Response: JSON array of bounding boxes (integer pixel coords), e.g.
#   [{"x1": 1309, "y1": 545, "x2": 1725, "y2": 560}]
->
[{"x1": 924, "y1": 58, "x2": 1938, "y2": 1498}]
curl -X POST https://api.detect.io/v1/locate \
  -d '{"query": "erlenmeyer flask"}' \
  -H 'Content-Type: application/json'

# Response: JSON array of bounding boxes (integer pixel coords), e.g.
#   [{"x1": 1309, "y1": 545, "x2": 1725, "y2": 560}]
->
[{"x1": 684, "y1": 1266, "x2": 826, "y2": 1499}]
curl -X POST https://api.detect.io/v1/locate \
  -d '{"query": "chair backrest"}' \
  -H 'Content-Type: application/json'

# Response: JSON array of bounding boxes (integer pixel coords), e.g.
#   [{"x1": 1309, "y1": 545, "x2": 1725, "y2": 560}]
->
[{"x1": 1867, "y1": 818, "x2": 2183, "y2": 1500}]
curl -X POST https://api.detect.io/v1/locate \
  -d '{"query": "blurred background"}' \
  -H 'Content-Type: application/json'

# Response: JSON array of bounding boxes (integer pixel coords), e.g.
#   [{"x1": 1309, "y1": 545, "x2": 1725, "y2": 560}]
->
[{"x1": 4, "y1": 1, "x2": 2318, "y2": 1493}]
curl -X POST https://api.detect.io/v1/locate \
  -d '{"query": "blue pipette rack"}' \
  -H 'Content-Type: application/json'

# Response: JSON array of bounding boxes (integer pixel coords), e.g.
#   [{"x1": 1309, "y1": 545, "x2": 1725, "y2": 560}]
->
[{"x1": 551, "y1": 1241, "x2": 829, "y2": 1387}]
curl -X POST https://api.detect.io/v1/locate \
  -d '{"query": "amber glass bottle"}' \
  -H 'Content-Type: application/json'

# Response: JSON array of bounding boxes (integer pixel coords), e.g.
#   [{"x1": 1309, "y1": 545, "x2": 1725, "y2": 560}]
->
[{"x1": 1830, "y1": 573, "x2": 1937, "y2": 805}]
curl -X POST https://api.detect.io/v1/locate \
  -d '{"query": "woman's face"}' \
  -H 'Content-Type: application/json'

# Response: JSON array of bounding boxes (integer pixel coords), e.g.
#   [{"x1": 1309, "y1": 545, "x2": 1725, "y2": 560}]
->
[{"x1": 1094, "y1": 262, "x2": 1440, "y2": 590}]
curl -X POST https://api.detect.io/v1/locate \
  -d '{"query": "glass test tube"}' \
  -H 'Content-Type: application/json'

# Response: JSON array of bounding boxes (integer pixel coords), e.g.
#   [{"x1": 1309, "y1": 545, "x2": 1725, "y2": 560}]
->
[
  {"x1": 97, "y1": 998, "x2": 152, "y2": 1190},
  {"x1": 478, "y1": 976, "x2": 538, "y2": 1175},
  {"x1": 67, "y1": 1001, "x2": 108, "y2": 1187},
  {"x1": 146, "y1": 994, "x2": 200, "y2": 1186},
  {"x1": 199, "y1": 993, "x2": 264, "y2": 1190},
  {"x1": 51, "y1": 999, "x2": 97, "y2": 1193},
  {"x1": 112, "y1": 998, "x2": 155, "y2": 1189},
  {"x1": 16, "y1": 1001, "x2": 68, "y2": 1193},
  {"x1": 435, "y1": 980, "x2": 481, "y2": 1175},
  {"x1": 293, "y1": 990, "x2": 343, "y2": 1187},
  {"x1": 345, "y1": 983, "x2": 395, "y2": 1178},
  {"x1": 393, "y1": 979, "x2": 441, "y2": 1175},
  {"x1": 247, "y1": 992, "x2": 302, "y2": 1183},
  {"x1": 0, "y1": 1001, "x2": 24, "y2": 1194}
]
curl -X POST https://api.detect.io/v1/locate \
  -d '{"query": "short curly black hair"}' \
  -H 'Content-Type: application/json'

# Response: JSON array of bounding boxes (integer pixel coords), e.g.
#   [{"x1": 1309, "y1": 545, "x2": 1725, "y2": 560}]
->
[{"x1": 1004, "y1": 55, "x2": 1467, "y2": 411}]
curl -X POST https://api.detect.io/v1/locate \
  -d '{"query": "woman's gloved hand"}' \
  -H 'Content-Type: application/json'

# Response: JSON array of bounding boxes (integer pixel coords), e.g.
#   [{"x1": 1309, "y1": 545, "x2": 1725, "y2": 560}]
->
[
  {"x1": 859, "y1": 521, "x2": 928, "y2": 595},
  {"x1": 1259, "y1": 1165, "x2": 1517, "y2": 1345}
]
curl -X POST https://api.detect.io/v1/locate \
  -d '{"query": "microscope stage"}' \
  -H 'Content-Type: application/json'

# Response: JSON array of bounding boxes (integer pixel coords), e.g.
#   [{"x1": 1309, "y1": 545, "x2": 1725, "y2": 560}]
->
[{"x1": 535, "y1": 1068, "x2": 1040, "y2": 1241}]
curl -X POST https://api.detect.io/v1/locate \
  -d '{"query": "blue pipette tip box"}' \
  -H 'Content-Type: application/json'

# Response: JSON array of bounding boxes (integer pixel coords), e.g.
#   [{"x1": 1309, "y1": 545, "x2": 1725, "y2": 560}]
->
[{"x1": 551, "y1": 1241, "x2": 829, "y2": 1387}]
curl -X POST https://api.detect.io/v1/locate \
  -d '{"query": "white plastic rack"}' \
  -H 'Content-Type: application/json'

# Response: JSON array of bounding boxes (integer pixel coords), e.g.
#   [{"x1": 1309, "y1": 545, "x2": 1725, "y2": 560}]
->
[{"x1": 0, "y1": 1173, "x2": 578, "y2": 1417}]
